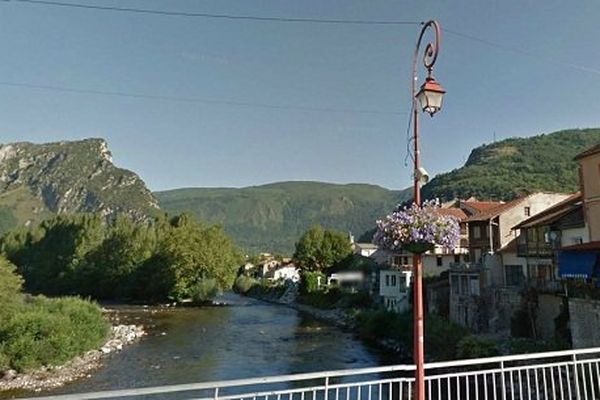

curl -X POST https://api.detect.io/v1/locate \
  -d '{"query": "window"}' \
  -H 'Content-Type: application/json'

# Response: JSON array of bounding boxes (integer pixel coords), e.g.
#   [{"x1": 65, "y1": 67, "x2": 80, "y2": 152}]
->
[
  {"x1": 451, "y1": 275, "x2": 459, "y2": 294},
  {"x1": 385, "y1": 275, "x2": 390, "y2": 286},
  {"x1": 460, "y1": 224, "x2": 467, "y2": 235},
  {"x1": 392, "y1": 255, "x2": 402, "y2": 266},
  {"x1": 524, "y1": 207, "x2": 531, "y2": 216},
  {"x1": 473, "y1": 226, "x2": 481, "y2": 239},
  {"x1": 391, "y1": 275, "x2": 397, "y2": 286},
  {"x1": 505, "y1": 265, "x2": 524, "y2": 287},
  {"x1": 436, "y1": 256, "x2": 443, "y2": 267},
  {"x1": 460, "y1": 276, "x2": 469, "y2": 295},
  {"x1": 482, "y1": 226, "x2": 488, "y2": 238},
  {"x1": 403, "y1": 256, "x2": 410, "y2": 265},
  {"x1": 470, "y1": 277, "x2": 480, "y2": 296},
  {"x1": 454, "y1": 254, "x2": 461, "y2": 264}
]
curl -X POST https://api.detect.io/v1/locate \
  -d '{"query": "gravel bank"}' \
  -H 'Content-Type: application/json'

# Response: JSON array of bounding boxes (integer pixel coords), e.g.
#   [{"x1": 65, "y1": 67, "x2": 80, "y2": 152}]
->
[{"x1": 0, "y1": 324, "x2": 145, "y2": 393}]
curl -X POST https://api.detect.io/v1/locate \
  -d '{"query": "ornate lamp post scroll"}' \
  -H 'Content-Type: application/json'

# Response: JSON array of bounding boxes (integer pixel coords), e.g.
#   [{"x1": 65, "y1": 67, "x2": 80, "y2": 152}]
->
[{"x1": 411, "y1": 20, "x2": 445, "y2": 400}]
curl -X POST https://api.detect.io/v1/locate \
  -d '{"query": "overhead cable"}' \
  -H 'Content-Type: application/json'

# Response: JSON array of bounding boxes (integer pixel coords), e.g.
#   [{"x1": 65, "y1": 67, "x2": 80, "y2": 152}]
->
[
  {"x1": 0, "y1": 81, "x2": 406, "y2": 115},
  {"x1": 5, "y1": 0, "x2": 422, "y2": 25}
]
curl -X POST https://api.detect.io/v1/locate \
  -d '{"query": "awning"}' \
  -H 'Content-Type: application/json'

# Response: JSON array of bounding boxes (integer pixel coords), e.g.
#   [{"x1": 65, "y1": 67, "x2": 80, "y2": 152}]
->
[{"x1": 558, "y1": 251, "x2": 599, "y2": 278}]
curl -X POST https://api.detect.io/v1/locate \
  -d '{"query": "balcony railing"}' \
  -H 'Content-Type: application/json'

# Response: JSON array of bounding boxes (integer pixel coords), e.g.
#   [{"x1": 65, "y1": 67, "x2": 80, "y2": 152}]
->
[
  {"x1": 18, "y1": 347, "x2": 600, "y2": 400},
  {"x1": 449, "y1": 262, "x2": 482, "y2": 272}
]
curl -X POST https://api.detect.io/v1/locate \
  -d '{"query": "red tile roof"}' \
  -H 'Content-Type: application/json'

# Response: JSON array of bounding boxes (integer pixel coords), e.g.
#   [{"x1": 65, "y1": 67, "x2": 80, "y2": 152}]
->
[
  {"x1": 464, "y1": 197, "x2": 528, "y2": 222},
  {"x1": 436, "y1": 207, "x2": 468, "y2": 221}
]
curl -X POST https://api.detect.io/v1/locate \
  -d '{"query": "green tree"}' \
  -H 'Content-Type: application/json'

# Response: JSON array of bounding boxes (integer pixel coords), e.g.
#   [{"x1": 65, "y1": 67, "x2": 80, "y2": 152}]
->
[
  {"x1": 0, "y1": 255, "x2": 24, "y2": 321},
  {"x1": 293, "y1": 225, "x2": 352, "y2": 272}
]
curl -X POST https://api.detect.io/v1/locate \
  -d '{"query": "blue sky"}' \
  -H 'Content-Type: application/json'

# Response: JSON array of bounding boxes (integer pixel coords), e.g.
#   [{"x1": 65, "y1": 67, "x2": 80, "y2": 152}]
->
[{"x1": 1, "y1": 1, "x2": 599, "y2": 191}]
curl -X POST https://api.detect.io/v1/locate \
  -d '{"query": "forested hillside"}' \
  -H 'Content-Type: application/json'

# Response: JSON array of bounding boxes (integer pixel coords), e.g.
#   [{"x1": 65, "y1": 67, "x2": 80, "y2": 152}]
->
[
  {"x1": 156, "y1": 182, "x2": 411, "y2": 254},
  {"x1": 422, "y1": 128, "x2": 600, "y2": 201}
]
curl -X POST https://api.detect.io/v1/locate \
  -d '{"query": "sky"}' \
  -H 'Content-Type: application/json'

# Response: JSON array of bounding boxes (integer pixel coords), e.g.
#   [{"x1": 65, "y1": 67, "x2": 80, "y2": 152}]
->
[{"x1": 1, "y1": 1, "x2": 600, "y2": 192}]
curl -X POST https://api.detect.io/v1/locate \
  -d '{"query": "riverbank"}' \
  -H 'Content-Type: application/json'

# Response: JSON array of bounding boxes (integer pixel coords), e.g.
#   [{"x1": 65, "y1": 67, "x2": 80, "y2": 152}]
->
[
  {"x1": 242, "y1": 286, "x2": 407, "y2": 358},
  {"x1": 0, "y1": 324, "x2": 145, "y2": 393}
]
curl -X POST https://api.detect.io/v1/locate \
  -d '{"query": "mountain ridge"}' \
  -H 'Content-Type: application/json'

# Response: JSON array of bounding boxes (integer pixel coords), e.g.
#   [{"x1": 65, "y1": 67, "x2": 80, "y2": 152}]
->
[
  {"x1": 0, "y1": 138, "x2": 159, "y2": 233},
  {"x1": 156, "y1": 182, "x2": 412, "y2": 254}
]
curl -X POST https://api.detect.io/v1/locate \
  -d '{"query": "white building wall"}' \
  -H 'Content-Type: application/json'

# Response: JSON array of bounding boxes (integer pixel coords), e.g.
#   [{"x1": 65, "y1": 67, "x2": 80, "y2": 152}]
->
[
  {"x1": 499, "y1": 193, "x2": 570, "y2": 250},
  {"x1": 379, "y1": 269, "x2": 412, "y2": 312},
  {"x1": 561, "y1": 226, "x2": 589, "y2": 247},
  {"x1": 272, "y1": 266, "x2": 300, "y2": 282}
]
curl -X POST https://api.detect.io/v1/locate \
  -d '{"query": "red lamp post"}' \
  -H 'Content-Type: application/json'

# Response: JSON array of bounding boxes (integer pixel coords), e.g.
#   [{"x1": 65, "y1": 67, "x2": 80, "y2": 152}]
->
[{"x1": 411, "y1": 20, "x2": 445, "y2": 400}]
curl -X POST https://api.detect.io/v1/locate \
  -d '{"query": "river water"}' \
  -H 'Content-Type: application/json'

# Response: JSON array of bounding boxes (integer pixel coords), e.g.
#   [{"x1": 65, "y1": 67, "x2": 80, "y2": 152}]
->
[{"x1": 36, "y1": 293, "x2": 395, "y2": 398}]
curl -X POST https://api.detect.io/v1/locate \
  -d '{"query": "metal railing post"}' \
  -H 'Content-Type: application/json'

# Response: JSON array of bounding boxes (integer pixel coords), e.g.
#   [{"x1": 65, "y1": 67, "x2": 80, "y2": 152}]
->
[
  {"x1": 573, "y1": 354, "x2": 581, "y2": 400},
  {"x1": 500, "y1": 360, "x2": 507, "y2": 400},
  {"x1": 324, "y1": 376, "x2": 329, "y2": 400},
  {"x1": 214, "y1": 387, "x2": 220, "y2": 400}
]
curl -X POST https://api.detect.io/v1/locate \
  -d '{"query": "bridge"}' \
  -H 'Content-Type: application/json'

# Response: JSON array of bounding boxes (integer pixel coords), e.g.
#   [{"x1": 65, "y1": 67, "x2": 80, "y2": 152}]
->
[{"x1": 17, "y1": 347, "x2": 600, "y2": 400}]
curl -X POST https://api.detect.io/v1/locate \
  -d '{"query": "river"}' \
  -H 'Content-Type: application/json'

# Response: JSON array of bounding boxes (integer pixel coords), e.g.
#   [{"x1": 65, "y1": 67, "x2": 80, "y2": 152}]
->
[{"x1": 28, "y1": 293, "x2": 395, "y2": 398}]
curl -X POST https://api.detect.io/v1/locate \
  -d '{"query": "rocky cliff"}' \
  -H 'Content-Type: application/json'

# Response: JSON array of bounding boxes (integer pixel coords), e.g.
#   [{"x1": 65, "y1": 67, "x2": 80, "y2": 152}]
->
[{"x1": 0, "y1": 138, "x2": 159, "y2": 233}]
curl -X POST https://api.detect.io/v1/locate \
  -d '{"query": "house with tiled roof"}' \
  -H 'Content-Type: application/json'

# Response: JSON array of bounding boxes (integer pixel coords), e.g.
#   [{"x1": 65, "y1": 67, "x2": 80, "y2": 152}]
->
[
  {"x1": 449, "y1": 192, "x2": 570, "y2": 332},
  {"x1": 461, "y1": 199, "x2": 505, "y2": 216},
  {"x1": 512, "y1": 193, "x2": 587, "y2": 291},
  {"x1": 463, "y1": 193, "x2": 570, "y2": 268}
]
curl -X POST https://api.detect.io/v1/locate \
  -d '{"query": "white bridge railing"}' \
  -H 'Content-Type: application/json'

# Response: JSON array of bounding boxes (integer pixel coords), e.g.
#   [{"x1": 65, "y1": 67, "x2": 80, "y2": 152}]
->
[{"x1": 19, "y1": 347, "x2": 600, "y2": 400}]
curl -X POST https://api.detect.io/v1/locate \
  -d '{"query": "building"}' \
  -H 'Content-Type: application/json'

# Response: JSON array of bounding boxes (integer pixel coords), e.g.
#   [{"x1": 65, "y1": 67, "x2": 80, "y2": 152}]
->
[
  {"x1": 575, "y1": 144, "x2": 600, "y2": 241},
  {"x1": 352, "y1": 242, "x2": 379, "y2": 257},
  {"x1": 449, "y1": 192, "x2": 570, "y2": 333},
  {"x1": 270, "y1": 262, "x2": 300, "y2": 283},
  {"x1": 379, "y1": 266, "x2": 412, "y2": 312},
  {"x1": 513, "y1": 193, "x2": 587, "y2": 291},
  {"x1": 463, "y1": 192, "x2": 570, "y2": 264}
]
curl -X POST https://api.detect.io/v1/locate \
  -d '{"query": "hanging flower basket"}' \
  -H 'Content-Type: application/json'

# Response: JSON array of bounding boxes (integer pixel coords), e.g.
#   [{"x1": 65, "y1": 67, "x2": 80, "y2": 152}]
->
[{"x1": 373, "y1": 199, "x2": 460, "y2": 254}]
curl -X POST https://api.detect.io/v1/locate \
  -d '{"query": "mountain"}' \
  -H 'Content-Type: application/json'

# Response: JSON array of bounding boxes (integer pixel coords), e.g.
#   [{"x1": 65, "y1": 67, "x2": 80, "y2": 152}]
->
[
  {"x1": 155, "y1": 182, "x2": 411, "y2": 254},
  {"x1": 422, "y1": 128, "x2": 600, "y2": 201},
  {"x1": 0, "y1": 138, "x2": 159, "y2": 233}
]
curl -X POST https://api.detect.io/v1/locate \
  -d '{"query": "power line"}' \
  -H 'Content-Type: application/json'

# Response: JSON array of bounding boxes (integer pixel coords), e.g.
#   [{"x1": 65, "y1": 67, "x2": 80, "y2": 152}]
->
[
  {"x1": 0, "y1": 80, "x2": 407, "y2": 116},
  {"x1": 5, "y1": 0, "x2": 422, "y2": 25},
  {"x1": 443, "y1": 28, "x2": 600, "y2": 76}
]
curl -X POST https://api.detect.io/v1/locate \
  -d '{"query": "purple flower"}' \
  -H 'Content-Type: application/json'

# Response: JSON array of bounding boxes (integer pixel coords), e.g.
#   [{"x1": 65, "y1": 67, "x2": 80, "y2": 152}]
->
[{"x1": 373, "y1": 199, "x2": 460, "y2": 251}]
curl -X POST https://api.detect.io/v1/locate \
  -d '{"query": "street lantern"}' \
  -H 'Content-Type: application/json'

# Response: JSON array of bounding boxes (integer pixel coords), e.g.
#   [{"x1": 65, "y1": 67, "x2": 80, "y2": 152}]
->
[
  {"x1": 410, "y1": 19, "x2": 444, "y2": 400},
  {"x1": 415, "y1": 76, "x2": 445, "y2": 117}
]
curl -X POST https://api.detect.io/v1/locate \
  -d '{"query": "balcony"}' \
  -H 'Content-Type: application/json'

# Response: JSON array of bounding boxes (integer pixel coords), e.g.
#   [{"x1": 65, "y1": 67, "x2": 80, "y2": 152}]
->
[{"x1": 449, "y1": 262, "x2": 483, "y2": 272}]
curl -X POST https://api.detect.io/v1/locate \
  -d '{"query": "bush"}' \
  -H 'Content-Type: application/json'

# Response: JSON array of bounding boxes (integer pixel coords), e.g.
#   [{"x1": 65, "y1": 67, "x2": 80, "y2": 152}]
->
[
  {"x1": 299, "y1": 271, "x2": 324, "y2": 294},
  {"x1": 0, "y1": 296, "x2": 109, "y2": 372},
  {"x1": 337, "y1": 290, "x2": 373, "y2": 309},
  {"x1": 456, "y1": 335, "x2": 499, "y2": 359},
  {"x1": 247, "y1": 280, "x2": 287, "y2": 299},
  {"x1": 298, "y1": 288, "x2": 343, "y2": 309},
  {"x1": 190, "y1": 279, "x2": 219, "y2": 304},
  {"x1": 507, "y1": 338, "x2": 561, "y2": 354},
  {"x1": 354, "y1": 310, "x2": 470, "y2": 361},
  {"x1": 234, "y1": 275, "x2": 258, "y2": 294}
]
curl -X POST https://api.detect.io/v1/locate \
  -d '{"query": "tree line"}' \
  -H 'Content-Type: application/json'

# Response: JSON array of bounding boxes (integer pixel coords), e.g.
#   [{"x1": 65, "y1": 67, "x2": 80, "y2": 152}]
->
[{"x1": 0, "y1": 213, "x2": 242, "y2": 303}]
